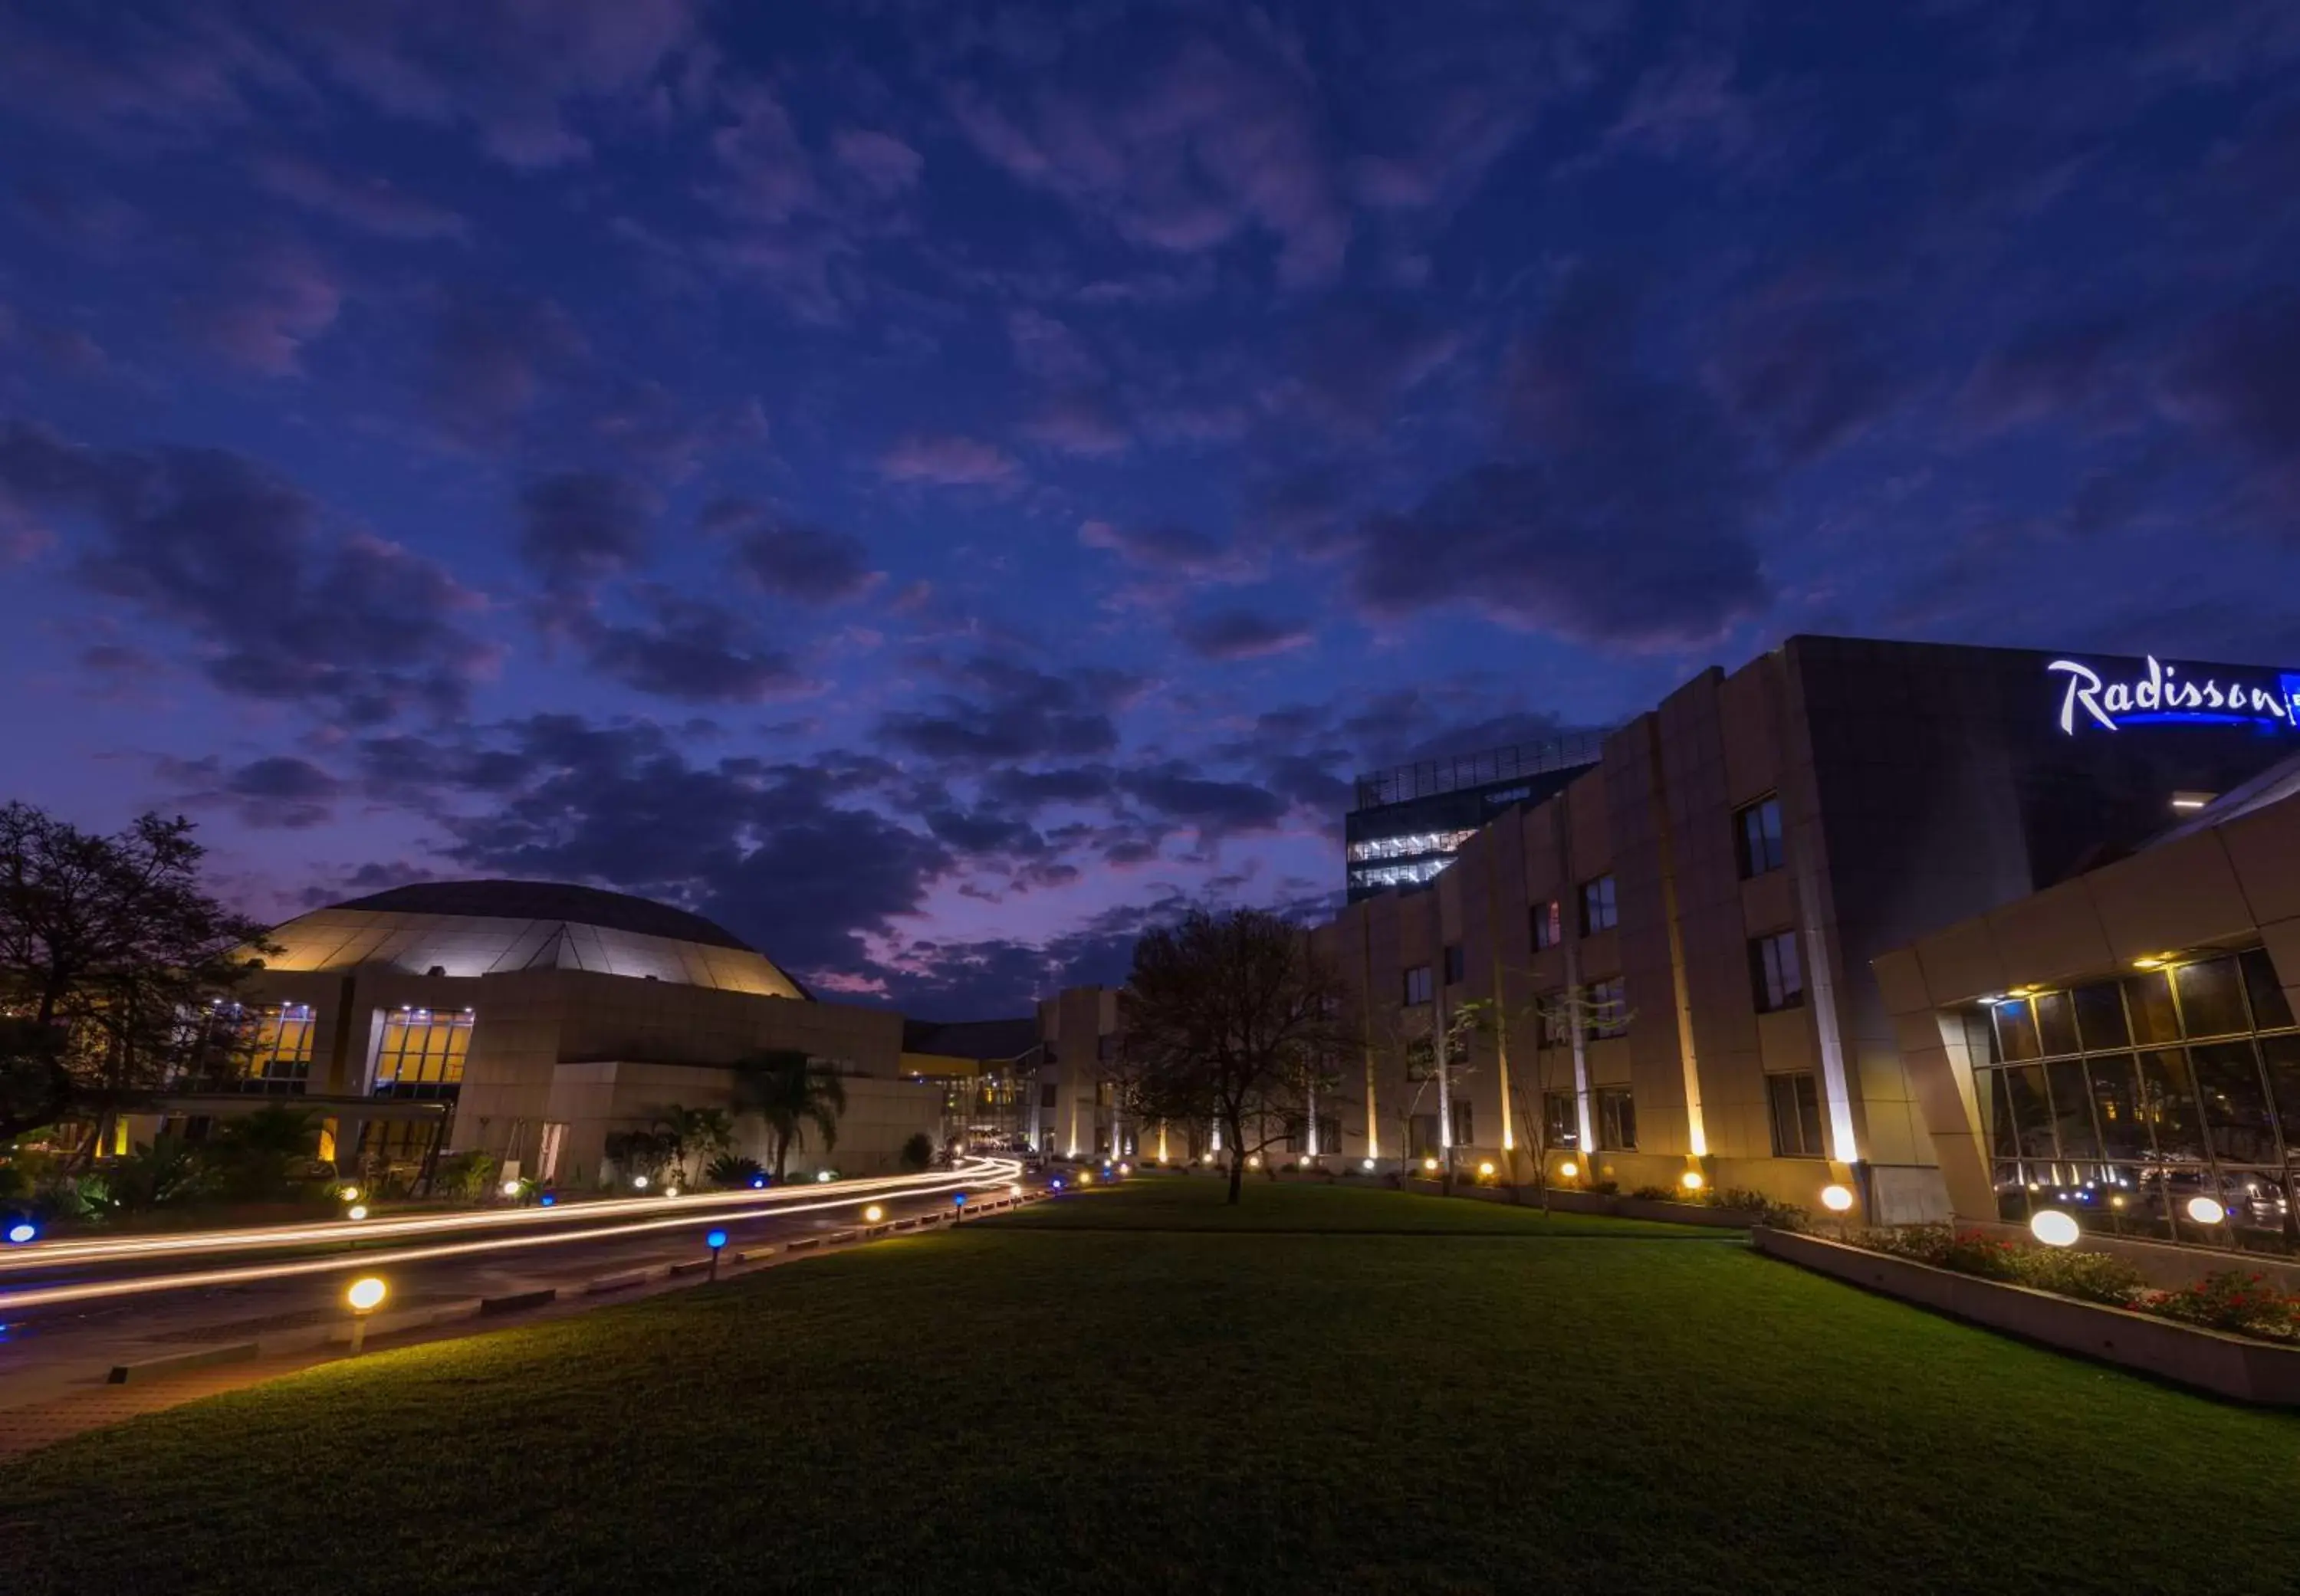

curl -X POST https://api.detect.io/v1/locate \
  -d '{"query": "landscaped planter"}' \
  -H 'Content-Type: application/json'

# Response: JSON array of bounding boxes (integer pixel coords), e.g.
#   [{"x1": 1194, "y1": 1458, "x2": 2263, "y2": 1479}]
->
[
  {"x1": 1752, "y1": 1226, "x2": 2300, "y2": 1405},
  {"x1": 1393, "y1": 1181, "x2": 1754, "y2": 1227},
  {"x1": 1609, "y1": 1196, "x2": 1755, "y2": 1229}
]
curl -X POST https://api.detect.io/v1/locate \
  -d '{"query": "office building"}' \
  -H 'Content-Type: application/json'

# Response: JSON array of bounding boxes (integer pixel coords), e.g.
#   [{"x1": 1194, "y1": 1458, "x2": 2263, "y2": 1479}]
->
[{"x1": 1345, "y1": 737, "x2": 1602, "y2": 900}]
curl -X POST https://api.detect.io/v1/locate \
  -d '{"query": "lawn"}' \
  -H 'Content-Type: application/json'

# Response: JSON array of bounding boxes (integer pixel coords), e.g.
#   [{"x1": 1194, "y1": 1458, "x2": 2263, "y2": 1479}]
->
[
  {"x1": 8, "y1": 1179, "x2": 2300, "y2": 1593},
  {"x1": 996, "y1": 1168, "x2": 1718, "y2": 1233}
]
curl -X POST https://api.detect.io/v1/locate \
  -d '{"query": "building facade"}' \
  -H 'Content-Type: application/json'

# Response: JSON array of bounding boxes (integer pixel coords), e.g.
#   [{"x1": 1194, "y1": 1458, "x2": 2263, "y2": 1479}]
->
[
  {"x1": 1878, "y1": 755, "x2": 2300, "y2": 1256},
  {"x1": 1302, "y1": 637, "x2": 2300, "y2": 1223},
  {"x1": 193, "y1": 881, "x2": 945, "y2": 1189},
  {"x1": 1345, "y1": 737, "x2": 1601, "y2": 900}
]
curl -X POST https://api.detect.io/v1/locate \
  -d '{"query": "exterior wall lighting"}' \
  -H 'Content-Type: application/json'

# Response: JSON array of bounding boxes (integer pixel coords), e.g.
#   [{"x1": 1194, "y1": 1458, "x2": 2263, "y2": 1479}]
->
[
  {"x1": 346, "y1": 1204, "x2": 369, "y2": 1220},
  {"x1": 1680, "y1": 1171, "x2": 1705, "y2": 1193},
  {"x1": 2187, "y1": 1195, "x2": 2228, "y2": 1225},
  {"x1": 346, "y1": 1275, "x2": 388, "y2": 1354},
  {"x1": 1477, "y1": 1161, "x2": 1497, "y2": 1178},
  {"x1": 864, "y1": 1204, "x2": 885, "y2": 1223},
  {"x1": 1559, "y1": 1161, "x2": 1579, "y2": 1179},
  {"x1": 2029, "y1": 1209, "x2": 2081, "y2": 1247},
  {"x1": 1820, "y1": 1184, "x2": 1855, "y2": 1213}
]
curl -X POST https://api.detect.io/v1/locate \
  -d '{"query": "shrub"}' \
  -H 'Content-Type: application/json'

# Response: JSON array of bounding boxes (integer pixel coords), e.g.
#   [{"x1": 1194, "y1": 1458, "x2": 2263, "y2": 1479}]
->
[
  {"x1": 2140, "y1": 1273, "x2": 2300, "y2": 1340},
  {"x1": 1630, "y1": 1184, "x2": 1674, "y2": 1201},
  {"x1": 1703, "y1": 1185, "x2": 1812, "y2": 1232},
  {"x1": 899, "y1": 1132, "x2": 935, "y2": 1172},
  {"x1": 435, "y1": 1149, "x2": 498, "y2": 1201},
  {"x1": 705, "y1": 1152, "x2": 767, "y2": 1189},
  {"x1": 1592, "y1": 1179, "x2": 1619, "y2": 1196}
]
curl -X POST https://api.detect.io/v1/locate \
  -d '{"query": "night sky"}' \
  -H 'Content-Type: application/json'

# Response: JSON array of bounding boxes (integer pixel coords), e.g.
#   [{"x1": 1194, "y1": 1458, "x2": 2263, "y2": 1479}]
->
[{"x1": 2, "y1": 2, "x2": 2297, "y2": 1019}]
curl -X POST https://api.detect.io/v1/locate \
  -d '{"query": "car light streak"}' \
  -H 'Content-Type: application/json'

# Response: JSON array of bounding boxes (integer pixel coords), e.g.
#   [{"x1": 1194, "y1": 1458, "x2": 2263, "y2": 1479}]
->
[
  {"x1": 0, "y1": 1159, "x2": 1018, "y2": 1276},
  {"x1": 0, "y1": 1162, "x2": 1021, "y2": 1312}
]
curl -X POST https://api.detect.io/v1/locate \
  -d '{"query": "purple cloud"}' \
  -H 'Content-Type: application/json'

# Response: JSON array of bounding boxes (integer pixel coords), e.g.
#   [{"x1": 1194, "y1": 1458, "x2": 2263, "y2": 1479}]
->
[{"x1": 879, "y1": 433, "x2": 1018, "y2": 487}]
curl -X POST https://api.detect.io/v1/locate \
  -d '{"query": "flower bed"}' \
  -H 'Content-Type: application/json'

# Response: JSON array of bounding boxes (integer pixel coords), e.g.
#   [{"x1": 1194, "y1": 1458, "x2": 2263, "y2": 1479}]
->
[
  {"x1": 1753, "y1": 1227, "x2": 2300, "y2": 1405},
  {"x1": 1850, "y1": 1224, "x2": 2300, "y2": 1341}
]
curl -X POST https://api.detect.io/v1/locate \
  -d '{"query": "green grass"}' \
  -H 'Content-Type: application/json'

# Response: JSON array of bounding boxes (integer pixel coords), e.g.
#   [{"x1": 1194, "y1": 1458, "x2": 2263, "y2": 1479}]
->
[
  {"x1": 992, "y1": 1169, "x2": 1722, "y2": 1233},
  {"x1": 8, "y1": 1180, "x2": 2300, "y2": 1593}
]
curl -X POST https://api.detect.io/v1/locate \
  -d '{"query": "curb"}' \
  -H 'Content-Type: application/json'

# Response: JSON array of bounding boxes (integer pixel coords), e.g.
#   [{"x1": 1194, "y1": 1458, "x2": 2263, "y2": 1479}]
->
[
  {"x1": 478, "y1": 1287, "x2": 558, "y2": 1316},
  {"x1": 107, "y1": 1341, "x2": 260, "y2": 1384}
]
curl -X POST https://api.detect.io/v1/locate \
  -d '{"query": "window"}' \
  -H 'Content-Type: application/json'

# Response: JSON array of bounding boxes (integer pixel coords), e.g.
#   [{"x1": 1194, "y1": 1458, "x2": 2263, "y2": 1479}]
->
[
  {"x1": 1451, "y1": 1101, "x2": 1474, "y2": 1147},
  {"x1": 1766, "y1": 1072, "x2": 1825, "y2": 1158},
  {"x1": 1750, "y1": 931, "x2": 1804, "y2": 1013},
  {"x1": 1579, "y1": 875, "x2": 1618, "y2": 934},
  {"x1": 1403, "y1": 964, "x2": 1434, "y2": 1006},
  {"x1": 1093, "y1": 1080, "x2": 1114, "y2": 1108},
  {"x1": 1409, "y1": 1114, "x2": 1442, "y2": 1158},
  {"x1": 1096, "y1": 1033, "x2": 1116, "y2": 1061},
  {"x1": 1287, "y1": 1115, "x2": 1341, "y2": 1153},
  {"x1": 1583, "y1": 977, "x2": 1628, "y2": 1040},
  {"x1": 1442, "y1": 944, "x2": 1465, "y2": 985},
  {"x1": 1736, "y1": 796, "x2": 1785, "y2": 877},
  {"x1": 1597, "y1": 1087, "x2": 1637, "y2": 1150},
  {"x1": 1538, "y1": 992, "x2": 1572, "y2": 1046},
  {"x1": 372, "y1": 1008, "x2": 472, "y2": 1098},
  {"x1": 1542, "y1": 1091, "x2": 1579, "y2": 1148},
  {"x1": 1530, "y1": 900, "x2": 1561, "y2": 950},
  {"x1": 1039, "y1": 1082, "x2": 1058, "y2": 1109}
]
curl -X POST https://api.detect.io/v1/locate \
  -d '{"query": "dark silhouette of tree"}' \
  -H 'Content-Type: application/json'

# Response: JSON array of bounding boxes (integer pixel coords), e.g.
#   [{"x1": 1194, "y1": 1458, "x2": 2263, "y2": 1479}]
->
[
  {"x1": 1114, "y1": 908, "x2": 1354, "y2": 1206},
  {"x1": 0, "y1": 803, "x2": 273, "y2": 1148}
]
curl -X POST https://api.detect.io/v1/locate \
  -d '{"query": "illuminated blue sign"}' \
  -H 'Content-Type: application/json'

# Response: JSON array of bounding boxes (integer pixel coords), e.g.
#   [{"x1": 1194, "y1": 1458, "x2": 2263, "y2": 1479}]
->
[{"x1": 2048, "y1": 657, "x2": 2300, "y2": 735}]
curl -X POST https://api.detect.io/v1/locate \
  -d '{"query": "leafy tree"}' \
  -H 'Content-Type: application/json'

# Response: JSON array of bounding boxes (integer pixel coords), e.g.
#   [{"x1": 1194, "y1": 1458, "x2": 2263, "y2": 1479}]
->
[
  {"x1": 643, "y1": 1103, "x2": 734, "y2": 1184},
  {"x1": 898, "y1": 1131, "x2": 935, "y2": 1171},
  {"x1": 0, "y1": 803, "x2": 274, "y2": 1150},
  {"x1": 435, "y1": 1148, "x2": 500, "y2": 1200},
  {"x1": 731, "y1": 1049, "x2": 846, "y2": 1182},
  {"x1": 84, "y1": 1134, "x2": 204, "y2": 1215},
  {"x1": 1114, "y1": 908, "x2": 1355, "y2": 1206}
]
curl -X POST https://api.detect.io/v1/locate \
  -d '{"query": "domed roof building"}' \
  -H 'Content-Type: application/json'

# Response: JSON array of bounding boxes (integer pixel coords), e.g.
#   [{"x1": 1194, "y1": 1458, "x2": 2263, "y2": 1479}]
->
[
  {"x1": 221, "y1": 878, "x2": 933, "y2": 1190},
  {"x1": 260, "y1": 879, "x2": 811, "y2": 999}
]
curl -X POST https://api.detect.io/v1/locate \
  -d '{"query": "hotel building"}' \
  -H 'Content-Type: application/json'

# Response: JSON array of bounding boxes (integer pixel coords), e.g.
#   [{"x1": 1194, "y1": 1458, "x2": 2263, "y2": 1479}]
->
[{"x1": 1294, "y1": 636, "x2": 2300, "y2": 1223}]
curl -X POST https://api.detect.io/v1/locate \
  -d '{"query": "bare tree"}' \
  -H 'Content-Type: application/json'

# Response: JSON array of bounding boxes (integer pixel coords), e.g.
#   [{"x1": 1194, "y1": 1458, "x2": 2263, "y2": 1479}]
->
[
  {"x1": 0, "y1": 804, "x2": 273, "y2": 1151},
  {"x1": 1114, "y1": 908, "x2": 1355, "y2": 1205}
]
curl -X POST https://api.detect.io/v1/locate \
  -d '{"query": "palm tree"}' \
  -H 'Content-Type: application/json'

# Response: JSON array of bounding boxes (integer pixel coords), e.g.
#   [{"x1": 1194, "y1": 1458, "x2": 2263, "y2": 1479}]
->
[
  {"x1": 642, "y1": 1104, "x2": 736, "y2": 1184},
  {"x1": 729, "y1": 1049, "x2": 846, "y2": 1182}
]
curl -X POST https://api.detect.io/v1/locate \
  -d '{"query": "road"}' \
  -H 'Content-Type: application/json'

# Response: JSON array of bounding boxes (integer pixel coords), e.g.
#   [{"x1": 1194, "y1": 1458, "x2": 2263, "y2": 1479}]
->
[{"x1": 0, "y1": 1158, "x2": 1024, "y2": 1409}]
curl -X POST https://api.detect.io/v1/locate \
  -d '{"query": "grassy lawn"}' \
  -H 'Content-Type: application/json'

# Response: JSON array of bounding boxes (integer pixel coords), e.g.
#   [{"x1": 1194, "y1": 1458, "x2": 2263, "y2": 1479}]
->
[
  {"x1": 9, "y1": 1181, "x2": 2300, "y2": 1593},
  {"x1": 996, "y1": 1169, "x2": 1720, "y2": 1233}
]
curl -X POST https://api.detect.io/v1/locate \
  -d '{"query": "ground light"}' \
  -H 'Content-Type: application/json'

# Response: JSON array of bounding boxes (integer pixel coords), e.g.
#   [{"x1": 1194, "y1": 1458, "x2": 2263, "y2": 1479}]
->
[
  {"x1": 1680, "y1": 1171, "x2": 1705, "y2": 1193},
  {"x1": 1246, "y1": 1154, "x2": 1260, "y2": 1168},
  {"x1": 863, "y1": 1204, "x2": 885, "y2": 1223},
  {"x1": 345, "y1": 1275, "x2": 388, "y2": 1355},
  {"x1": 1559, "y1": 1161, "x2": 1579, "y2": 1179},
  {"x1": 1820, "y1": 1184, "x2": 1855, "y2": 1213},
  {"x1": 704, "y1": 1227, "x2": 728, "y2": 1282},
  {"x1": 1078, "y1": 1172, "x2": 1092, "y2": 1185},
  {"x1": 663, "y1": 1185, "x2": 680, "y2": 1198},
  {"x1": 951, "y1": 1192, "x2": 968, "y2": 1220},
  {"x1": 1362, "y1": 1158, "x2": 1375, "y2": 1171},
  {"x1": 500, "y1": 1179, "x2": 521, "y2": 1197},
  {"x1": 1050, "y1": 1177, "x2": 1065, "y2": 1190},
  {"x1": 337, "y1": 1186, "x2": 361, "y2": 1204},
  {"x1": 2187, "y1": 1195, "x2": 2229, "y2": 1225},
  {"x1": 1422, "y1": 1157, "x2": 1438, "y2": 1172},
  {"x1": 5, "y1": 1220, "x2": 37, "y2": 1245},
  {"x1": 538, "y1": 1194, "x2": 556, "y2": 1207},
  {"x1": 345, "y1": 1204, "x2": 369, "y2": 1221},
  {"x1": 632, "y1": 1175, "x2": 649, "y2": 1190},
  {"x1": 750, "y1": 1176, "x2": 767, "y2": 1190},
  {"x1": 1477, "y1": 1161, "x2": 1496, "y2": 1178},
  {"x1": 816, "y1": 1171, "x2": 833, "y2": 1183},
  {"x1": 2030, "y1": 1209, "x2": 2081, "y2": 1247}
]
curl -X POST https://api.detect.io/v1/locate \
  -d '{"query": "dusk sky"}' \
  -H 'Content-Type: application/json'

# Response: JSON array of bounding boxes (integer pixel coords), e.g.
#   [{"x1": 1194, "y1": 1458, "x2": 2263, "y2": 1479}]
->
[{"x1": 2, "y1": 1, "x2": 2298, "y2": 1018}]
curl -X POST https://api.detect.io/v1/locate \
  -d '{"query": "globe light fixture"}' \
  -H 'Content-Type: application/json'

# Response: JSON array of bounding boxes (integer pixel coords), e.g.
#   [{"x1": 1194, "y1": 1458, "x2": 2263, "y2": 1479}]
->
[
  {"x1": 1362, "y1": 1158, "x2": 1376, "y2": 1171},
  {"x1": 338, "y1": 1186, "x2": 361, "y2": 1204},
  {"x1": 750, "y1": 1175, "x2": 767, "y2": 1190},
  {"x1": 632, "y1": 1175, "x2": 650, "y2": 1190},
  {"x1": 539, "y1": 1194, "x2": 557, "y2": 1207},
  {"x1": 1820, "y1": 1184, "x2": 1855, "y2": 1213},
  {"x1": 1477, "y1": 1161, "x2": 1497, "y2": 1178},
  {"x1": 663, "y1": 1186, "x2": 681, "y2": 1199},
  {"x1": 1118, "y1": 1162, "x2": 1131, "y2": 1174},
  {"x1": 864, "y1": 1204, "x2": 886, "y2": 1223},
  {"x1": 1422, "y1": 1157, "x2": 1439, "y2": 1172},
  {"x1": 1559, "y1": 1161, "x2": 1579, "y2": 1180},
  {"x1": 5, "y1": 1220, "x2": 38, "y2": 1245},
  {"x1": 2029, "y1": 1209, "x2": 2081, "y2": 1247},
  {"x1": 816, "y1": 1171, "x2": 833, "y2": 1184},
  {"x1": 346, "y1": 1204, "x2": 369, "y2": 1220},
  {"x1": 2187, "y1": 1194, "x2": 2228, "y2": 1225},
  {"x1": 347, "y1": 1276, "x2": 388, "y2": 1312},
  {"x1": 1246, "y1": 1154, "x2": 1261, "y2": 1168},
  {"x1": 1680, "y1": 1171, "x2": 1705, "y2": 1193},
  {"x1": 1079, "y1": 1172, "x2": 1093, "y2": 1185},
  {"x1": 705, "y1": 1228, "x2": 728, "y2": 1250},
  {"x1": 500, "y1": 1179, "x2": 521, "y2": 1197}
]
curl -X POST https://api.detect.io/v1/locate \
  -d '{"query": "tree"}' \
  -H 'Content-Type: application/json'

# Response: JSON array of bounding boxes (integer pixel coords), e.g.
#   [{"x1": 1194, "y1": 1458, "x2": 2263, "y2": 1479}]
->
[
  {"x1": 898, "y1": 1131, "x2": 935, "y2": 1171},
  {"x1": 202, "y1": 1105, "x2": 324, "y2": 1201},
  {"x1": 705, "y1": 1151, "x2": 766, "y2": 1189},
  {"x1": 730, "y1": 1049, "x2": 846, "y2": 1182},
  {"x1": 0, "y1": 803, "x2": 274, "y2": 1149},
  {"x1": 1114, "y1": 907, "x2": 1355, "y2": 1206},
  {"x1": 644, "y1": 1103, "x2": 734, "y2": 1184}
]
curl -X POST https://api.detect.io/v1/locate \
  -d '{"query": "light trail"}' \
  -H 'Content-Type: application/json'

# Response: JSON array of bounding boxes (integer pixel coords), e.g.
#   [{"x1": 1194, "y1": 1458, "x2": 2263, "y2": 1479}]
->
[
  {"x1": 0, "y1": 1161, "x2": 1022, "y2": 1312},
  {"x1": 0, "y1": 1158, "x2": 1018, "y2": 1276}
]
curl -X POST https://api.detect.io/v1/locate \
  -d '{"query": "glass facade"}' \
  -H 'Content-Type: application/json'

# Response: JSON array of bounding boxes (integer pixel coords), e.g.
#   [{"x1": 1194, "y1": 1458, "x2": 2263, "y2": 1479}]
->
[
  {"x1": 212, "y1": 1002, "x2": 315, "y2": 1092},
  {"x1": 372, "y1": 1007, "x2": 473, "y2": 1100},
  {"x1": 1972, "y1": 948, "x2": 2300, "y2": 1250}
]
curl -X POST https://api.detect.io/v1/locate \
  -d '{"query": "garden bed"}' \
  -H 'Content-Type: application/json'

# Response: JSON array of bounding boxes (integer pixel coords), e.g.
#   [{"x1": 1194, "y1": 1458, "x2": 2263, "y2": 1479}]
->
[{"x1": 1753, "y1": 1227, "x2": 2300, "y2": 1405}]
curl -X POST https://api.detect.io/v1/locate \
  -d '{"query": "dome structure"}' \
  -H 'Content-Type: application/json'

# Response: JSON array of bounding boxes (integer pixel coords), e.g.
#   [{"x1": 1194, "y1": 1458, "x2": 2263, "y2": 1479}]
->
[{"x1": 257, "y1": 878, "x2": 810, "y2": 999}]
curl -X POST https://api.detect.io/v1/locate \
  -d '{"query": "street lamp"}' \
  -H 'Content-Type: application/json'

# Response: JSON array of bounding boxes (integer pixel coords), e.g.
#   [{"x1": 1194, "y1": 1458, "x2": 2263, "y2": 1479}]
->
[{"x1": 346, "y1": 1276, "x2": 388, "y2": 1355}]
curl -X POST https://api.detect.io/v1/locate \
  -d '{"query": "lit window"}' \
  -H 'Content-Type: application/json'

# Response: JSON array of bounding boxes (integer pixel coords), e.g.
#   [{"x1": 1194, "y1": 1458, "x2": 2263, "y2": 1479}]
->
[
  {"x1": 1736, "y1": 796, "x2": 1785, "y2": 878},
  {"x1": 1542, "y1": 1091, "x2": 1579, "y2": 1148},
  {"x1": 373, "y1": 1009, "x2": 473, "y2": 1098},
  {"x1": 1348, "y1": 829, "x2": 1479, "y2": 864},
  {"x1": 1750, "y1": 931, "x2": 1804, "y2": 1013},
  {"x1": 1579, "y1": 875, "x2": 1618, "y2": 934},
  {"x1": 1530, "y1": 900, "x2": 1561, "y2": 950}
]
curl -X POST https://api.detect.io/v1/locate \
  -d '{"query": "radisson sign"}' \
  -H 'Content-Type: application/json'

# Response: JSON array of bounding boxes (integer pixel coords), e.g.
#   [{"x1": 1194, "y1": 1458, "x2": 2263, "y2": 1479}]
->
[{"x1": 2047, "y1": 656, "x2": 2300, "y2": 735}]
